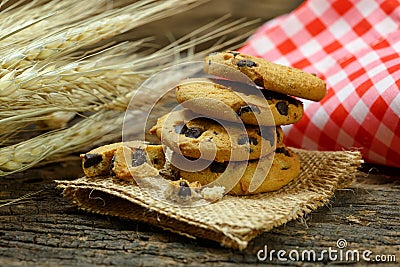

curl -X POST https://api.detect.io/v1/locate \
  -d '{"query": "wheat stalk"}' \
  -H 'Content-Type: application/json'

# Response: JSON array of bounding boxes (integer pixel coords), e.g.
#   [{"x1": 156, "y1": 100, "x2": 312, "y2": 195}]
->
[
  {"x1": 0, "y1": 0, "x2": 206, "y2": 99},
  {"x1": 0, "y1": 189, "x2": 45, "y2": 207},
  {"x1": 0, "y1": 110, "x2": 124, "y2": 175},
  {"x1": 0, "y1": 17, "x2": 256, "y2": 125},
  {"x1": 0, "y1": 0, "x2": 259, "y2": 176},
  {"x1": 0, "y1": 0, "x2": 204, "y2": 70},
  {"x1": 0, "y1": 0, "x2": 113, "y2": 49}
]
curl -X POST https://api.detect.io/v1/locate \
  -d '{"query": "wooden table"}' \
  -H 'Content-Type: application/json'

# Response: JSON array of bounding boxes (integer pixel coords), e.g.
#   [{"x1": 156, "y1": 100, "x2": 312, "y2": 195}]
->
[
  {"x1": 1, "y1": 1, "x2": 399, "y2": 266},
  {"x1": 1, "y1": 157, "x2": 399, "y2": 266}
]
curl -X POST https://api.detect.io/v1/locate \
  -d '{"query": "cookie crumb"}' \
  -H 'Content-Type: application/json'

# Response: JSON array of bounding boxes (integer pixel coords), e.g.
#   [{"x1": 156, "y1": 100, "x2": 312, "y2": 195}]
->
[{"x1": 201, "y1": 186, "x2": 225, "y2": 201}]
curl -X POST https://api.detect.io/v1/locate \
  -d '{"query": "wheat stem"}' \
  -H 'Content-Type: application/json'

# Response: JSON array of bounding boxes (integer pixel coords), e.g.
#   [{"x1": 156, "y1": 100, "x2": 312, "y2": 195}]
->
[
  {"x1": 0, "y1": 189, "x2": 45, "y2": 207},
  {"x1": 0, "y1": 0, "x2": 112, "y2": 50},
  {"x1": 0, "y1": 111, "x2": 123, "y2": 175},
  {"x1": 0, "y1": 0, "x2": 259, "y2": 176},
  {"x1": 0, "y1": 0, "x2": 204, "y2": 70}
]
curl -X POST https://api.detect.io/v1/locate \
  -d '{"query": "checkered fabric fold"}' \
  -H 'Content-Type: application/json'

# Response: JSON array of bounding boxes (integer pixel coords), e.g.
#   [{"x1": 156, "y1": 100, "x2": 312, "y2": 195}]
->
[{"x1": 239, "y1": 0, "x2": 400, "y2": 167}]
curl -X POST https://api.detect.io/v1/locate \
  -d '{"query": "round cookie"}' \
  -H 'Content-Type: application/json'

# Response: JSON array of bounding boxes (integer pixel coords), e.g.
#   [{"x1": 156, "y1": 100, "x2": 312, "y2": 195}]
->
[
  {"x1": 149, "y1": 109, "x2": 283, "y2": 162},
  {"x1": 81, "y1": 141, "x2": 165, "y2": 178},
  {"x1": 204, "y1": 51, "x2": 326, "y2": 101},
  {"x1": 176, "y1": 78, "x2": 303, "y2": 126},
  {"x1": 80, "y1": 142, "x2": 122, "y2": 178},
  {"x1": 164, "y1": 179, "x2": 202, "y2": 201},
  {"x1": 172, "y1": 146, "x2": 300, "y2": 195},
  {"x1": 110, "y1": 143, "x2": 166, "y2": 180}
]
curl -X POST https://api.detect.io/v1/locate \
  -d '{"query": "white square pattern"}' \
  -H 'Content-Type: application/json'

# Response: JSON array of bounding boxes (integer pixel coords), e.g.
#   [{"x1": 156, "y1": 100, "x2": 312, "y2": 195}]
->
[
  {"x1": 282, "y1": 16, "x2": 304, "y2": 36},
  {"x1": 329, "y1": 18, "x2": 352, "y2": 39},
  {"x1": 311, "y1": 107, "x2": 330, "y2": 130},
  {"x1": 352, "y1": 99, "x2": 369, "y2": 124},
  {"x1": 355, "y1": 0, "x2": 378, "y2": 17},
  {"x1": 375, "y1": 123, "x2": 394, "y2": 147},
  {"x1": 299, "y1": 39, "x2": 322, "y2": 58}
]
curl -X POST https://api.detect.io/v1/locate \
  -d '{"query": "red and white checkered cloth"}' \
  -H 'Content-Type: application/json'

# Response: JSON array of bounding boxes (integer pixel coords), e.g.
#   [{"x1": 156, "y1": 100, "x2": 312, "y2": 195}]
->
[{"x1": 239, "y1": 0, "x2": 400, "y2": 167}]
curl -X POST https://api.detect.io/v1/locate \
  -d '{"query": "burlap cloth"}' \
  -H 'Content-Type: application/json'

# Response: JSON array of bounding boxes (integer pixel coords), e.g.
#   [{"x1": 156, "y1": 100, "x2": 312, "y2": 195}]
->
[{"x1": 56, "y1": 148, "x2": 363, "y2": 250}]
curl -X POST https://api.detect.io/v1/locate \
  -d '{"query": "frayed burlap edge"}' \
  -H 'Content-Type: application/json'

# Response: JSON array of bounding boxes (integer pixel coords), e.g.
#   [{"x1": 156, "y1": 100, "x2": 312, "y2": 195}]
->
[{"x1": 56, "y1": 148, "x2": 363, "y2": 250}]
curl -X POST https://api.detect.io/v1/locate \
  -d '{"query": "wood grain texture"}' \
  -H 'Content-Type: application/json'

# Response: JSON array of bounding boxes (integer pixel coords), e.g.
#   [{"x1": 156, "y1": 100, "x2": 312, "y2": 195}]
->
[
  {"x1": 2, "y1": 1, "x2": 399, "y2": 266},
  {"x1": 1, "y1": 157, "x2": 399, "y2": 266}
]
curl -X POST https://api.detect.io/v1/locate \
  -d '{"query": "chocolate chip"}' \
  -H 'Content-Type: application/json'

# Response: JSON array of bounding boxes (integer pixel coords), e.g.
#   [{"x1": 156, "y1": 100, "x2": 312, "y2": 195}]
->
[
  {"x1": 260, "y1": 90, "x2": 274, "y2": 100},
  {"x1": 83, "y1": 153, "x2": 102, "y2": 168},
  {"x1": 238, "y1": 135, "x2": 249, "y2": 145},
  {"x1": 174, "y1": 124, "x2": 184, "y2": 133},
  {"x1": 132, "y1": 148, "x2": 147, "y2": 167},
  {"x1": 210, "y1": 162, "x2": 227, "y2": 173},
  {"x1": 213, "y1": 131, "x2": 218, "y2": 135},
  {"x1": 237, "y1": 135, "x2": 258, "y2": 146},
  {"x1": 237, "y1": 105, "x2": 261, "y2": 116},
  {"x1": 109, "y1": 155, "x2": 116, "y2": 176},
  {"x1": 249, "y1": 137, "x2": 258, "y2": 145},
  {"x1": 256, "y1": 126, "x2": 270, "y2": 137},
  {"x1": 178, "y1": 124, "x2": 203, "y2": 138},
  {"x1": 237, "y1": 59, "x2": 257, "y2": 67},
  {"x1": 281, "y1": 167, "x2": 290, "y2": 170},
  {"x1": 254, "y1": 77, "x2": 264, "y2": 87},
  {"x1": 229, "y1": 51, "x2": 240, "y2": 57},
  {"x1": 167, "y1": 168, "x2": 180, "y2": 180},
  {"x1": 276, "y1": 128, "x2": 281, "y2": 141},
  {"x1": 256, "y1": 127, "x2": 275, "y2": 145},
  {"x1": 261, "y1": 90, "x2": 301, "y2": 106},
  {"x1": 276, "y1": 101, "x2": 289, "y2": 116},
  {"x1": 153, "y1": 158, "x2": 159, "y2": 165},
  {"x1": 275, "y1": 147, "x2": 291, "y2": 157},
  {"x1": 178, "y1": 181, "x2": 191, "y2": 197},
  {"x1": 185, "y1": 127, "x2": 203, "y2": 138}
]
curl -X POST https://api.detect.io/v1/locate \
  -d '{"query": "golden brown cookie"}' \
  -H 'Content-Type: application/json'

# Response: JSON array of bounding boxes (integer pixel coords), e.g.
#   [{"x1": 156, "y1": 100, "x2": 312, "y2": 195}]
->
[
  {"x1": 149, "y1": 109, "x2": 283, "y2": 162},
  {"x1": 110, "y1": 143, "x2": 165, "y2": 180},
  {"x1": 172, "y1": 146, "x2": 300, "y2": 195},
  {"x1": 204, "y1": 51, "x2": 326, "y2": 101},
  {"x1": 81, "y1": 141, "x2": 165, "y2": 178},
  {"x1": 176, "y1": 78, "x2": 303, "y2": 126},
  {"x1": 166, "y1": 179, "x2": 201, "y2": 199},
  {"x1": 80, "y1": 142, "x2": 122, "y2": 178}
]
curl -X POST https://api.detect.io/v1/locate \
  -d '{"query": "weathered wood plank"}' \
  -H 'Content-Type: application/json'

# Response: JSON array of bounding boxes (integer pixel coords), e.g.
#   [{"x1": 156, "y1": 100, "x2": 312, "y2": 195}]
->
[
  {"x1": 1, "y1": 158, "x2": 399, "y2": 266},
  {"x1": 1, "y1": 1, "x2": 399, "y2": 265}
]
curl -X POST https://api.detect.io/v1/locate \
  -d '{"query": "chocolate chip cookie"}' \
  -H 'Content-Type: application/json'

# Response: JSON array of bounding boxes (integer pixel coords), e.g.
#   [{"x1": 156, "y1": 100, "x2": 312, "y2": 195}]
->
[
  {"x1": 149, "y1": 109, "x2": 283, "y2": 162},
  {"x1": 81, "y1": 141, "x2": 165, "y2": 178},
  {"x1": 205, "y1": 51, "x2": 326, "y2": 101},
  {"x1": 176, "y1": 78, "x2": 303, "y2": 126},
  {"x1": 172, "y1": 145, "x2": 300, "y2": 195},
  {"x1": 110, "y1": 143, "x2": 166, "y2": 180},
  {"x1": 164, "y1": 179, "x2": 202, "y2": 201}
]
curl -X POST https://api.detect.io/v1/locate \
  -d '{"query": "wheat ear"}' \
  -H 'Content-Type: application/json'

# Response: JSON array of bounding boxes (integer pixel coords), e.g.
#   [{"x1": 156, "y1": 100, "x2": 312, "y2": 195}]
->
[
  {"x1": 0, "y1": 0, "x2": 114, "y2": 50},
  {"x1": 0, "y1": 17, "x2": 258, "y2": 148},
  {"x1": 0, "y1": 0, "x2": 205, "y2": 70},
  {"x1": 0, "y1": 110, "x2": 124, "y2": 175},
  {"x1": 0, "y1": 0, "x2": 260, "y2": 175}
]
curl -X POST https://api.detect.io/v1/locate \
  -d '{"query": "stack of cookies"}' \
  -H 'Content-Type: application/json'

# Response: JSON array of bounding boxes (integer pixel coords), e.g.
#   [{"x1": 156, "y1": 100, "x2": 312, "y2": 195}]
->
[{"x1": 150, "y1": 51, "x2": 326, "y2": 195}]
